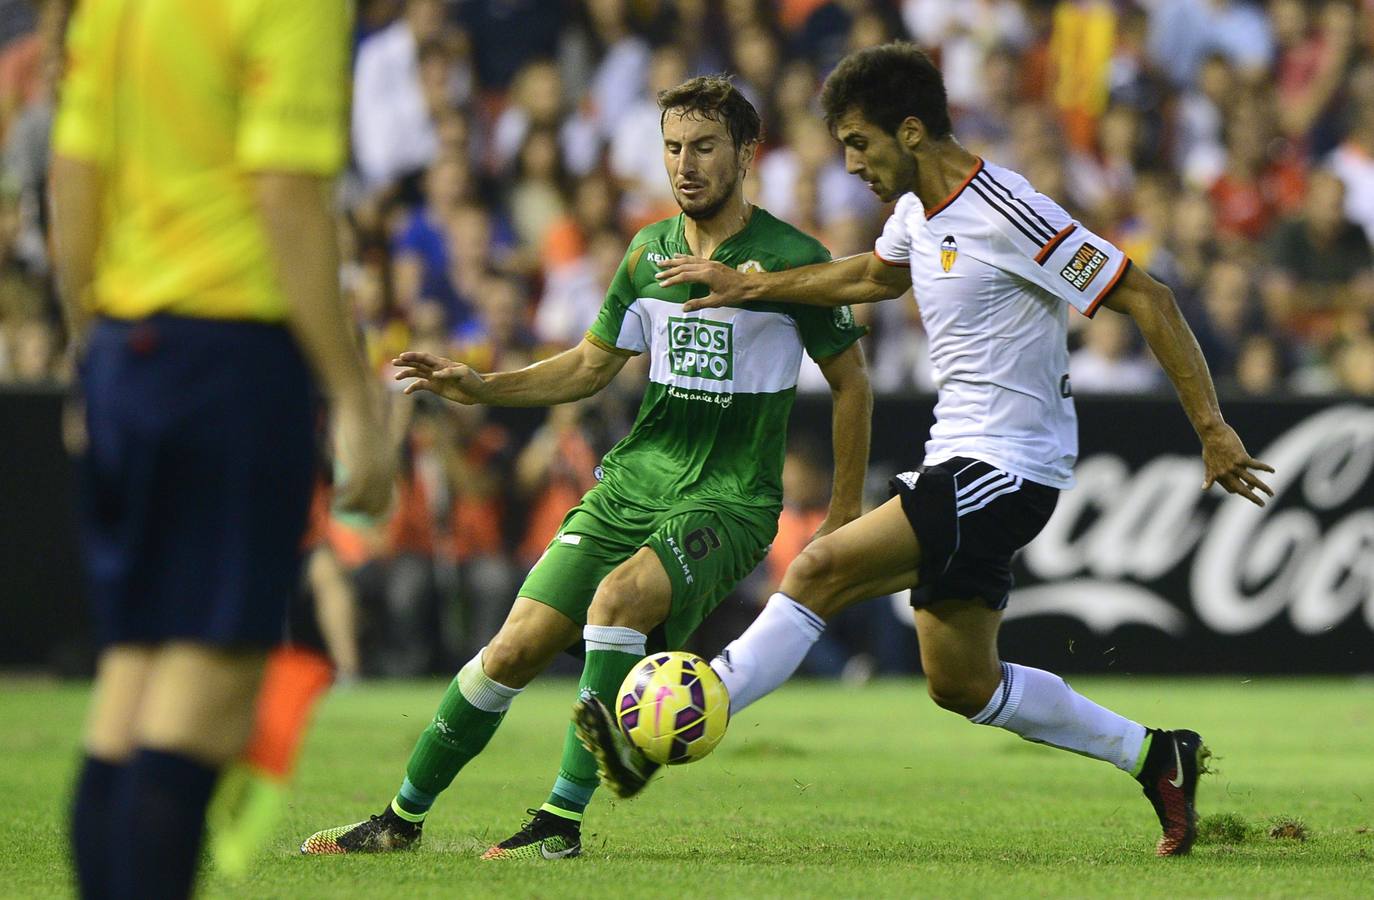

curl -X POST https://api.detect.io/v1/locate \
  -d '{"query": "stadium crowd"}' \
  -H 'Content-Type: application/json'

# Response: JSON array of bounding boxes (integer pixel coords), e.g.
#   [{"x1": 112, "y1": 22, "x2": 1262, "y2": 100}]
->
[{"x1": 4, "y1": 0, "x2": 1373, "y2": 674}]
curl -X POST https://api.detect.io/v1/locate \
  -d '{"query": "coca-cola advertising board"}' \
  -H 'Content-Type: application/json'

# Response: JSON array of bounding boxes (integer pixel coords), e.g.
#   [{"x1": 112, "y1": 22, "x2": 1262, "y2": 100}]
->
[{"x1": 989, "y1": 398, "x2": 1373, "y2": 674}]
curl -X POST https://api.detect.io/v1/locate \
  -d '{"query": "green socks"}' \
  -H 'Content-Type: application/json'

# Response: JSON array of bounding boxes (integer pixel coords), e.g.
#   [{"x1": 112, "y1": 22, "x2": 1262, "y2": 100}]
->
[
  {"x1": 392, "y1": 650, "x2": 522, "y2": 819},
  {"x1": 388, "y1": 629, "x2": 648, "y2": 826},
  {"x1": 545, "y1": 625, "x2": 647, "y2": 819}
]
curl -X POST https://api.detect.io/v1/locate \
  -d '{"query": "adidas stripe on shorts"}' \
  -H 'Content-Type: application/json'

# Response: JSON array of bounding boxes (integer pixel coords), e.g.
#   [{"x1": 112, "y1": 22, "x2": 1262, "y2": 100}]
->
[{"x1": 889, "y1": 456, "x2": 1058, "y2": 610}]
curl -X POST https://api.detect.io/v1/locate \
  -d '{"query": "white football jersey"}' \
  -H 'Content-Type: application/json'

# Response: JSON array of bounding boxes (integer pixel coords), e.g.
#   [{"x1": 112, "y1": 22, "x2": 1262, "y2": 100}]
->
[{"x1": 874, "y1": 159, "x2": 1131, "y2": 489}]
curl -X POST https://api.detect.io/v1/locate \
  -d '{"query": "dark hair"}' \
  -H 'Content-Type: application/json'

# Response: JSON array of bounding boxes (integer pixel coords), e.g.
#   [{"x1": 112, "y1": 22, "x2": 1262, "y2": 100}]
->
[
  {"x1": 658, "y1": 75, "x2": 763, "y2": 149},
  {"x1": 820, "y1": 42, "x2": 952, "y2": 139}
]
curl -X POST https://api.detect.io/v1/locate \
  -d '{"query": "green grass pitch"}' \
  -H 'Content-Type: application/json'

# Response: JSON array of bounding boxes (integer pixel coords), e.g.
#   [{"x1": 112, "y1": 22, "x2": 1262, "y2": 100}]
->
[{"x1": 4, "y1": 676, "x2": 1372, "y2": 898}]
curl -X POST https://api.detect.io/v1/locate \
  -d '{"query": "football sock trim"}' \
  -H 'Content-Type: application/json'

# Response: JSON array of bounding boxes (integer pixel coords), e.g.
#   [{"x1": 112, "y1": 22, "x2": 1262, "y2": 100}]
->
[
  {"x1": 710, "y1": 592, "x2": 825, "y2": 715},
  {"x1": 390, "y1": 795, "x2": 427, "y2": 824},
  {"x1": 539, "y1": 802, "x2": 584, "y2": 823},
  {"x1": 1130, "y1": 730, "x2": 1156, "y2": 779},
  {"x1": 969, "y1": 662, "x2": 1023, "y2": 727},
  {"x1": 583, "y1": 624, "x2": 647, "y2": 655},
  {"x1": 458, "y1": 648, "x2": 522, "y2": 713},
  {"x1": 549, "y1": 775, "x2": 595, "y2": 813}
]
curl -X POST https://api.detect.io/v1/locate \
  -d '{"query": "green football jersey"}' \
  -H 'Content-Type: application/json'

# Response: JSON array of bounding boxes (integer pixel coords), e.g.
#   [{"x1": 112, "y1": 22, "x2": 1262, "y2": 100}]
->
[{"x1": 586, "y1": 207, "x2": 866, "y2": 510}]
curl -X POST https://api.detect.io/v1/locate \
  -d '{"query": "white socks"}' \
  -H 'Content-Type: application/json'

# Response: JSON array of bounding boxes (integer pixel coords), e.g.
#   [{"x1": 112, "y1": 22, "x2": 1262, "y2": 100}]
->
[
  {"x1": 710, "y1": 593, "x2": 826, "y2": 714},
  {"x1": 706, "y1": 595, "x2": 1147, "y2": 772},
  {"x1": 970, "y1": 662, "x2": 1148, "y2": 772}
]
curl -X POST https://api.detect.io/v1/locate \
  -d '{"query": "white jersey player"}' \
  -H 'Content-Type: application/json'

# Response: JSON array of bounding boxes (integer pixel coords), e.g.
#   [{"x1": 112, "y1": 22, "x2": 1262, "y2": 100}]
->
[{"x1": 576, "y1": 42, "x2": 1274, "y2": 859}]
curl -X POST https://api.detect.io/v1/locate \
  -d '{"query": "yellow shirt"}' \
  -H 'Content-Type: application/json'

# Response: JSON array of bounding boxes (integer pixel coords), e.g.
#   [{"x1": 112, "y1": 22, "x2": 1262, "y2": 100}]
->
[{"x1": 52, "y1": 0, "x2": 352, "y2": 322}]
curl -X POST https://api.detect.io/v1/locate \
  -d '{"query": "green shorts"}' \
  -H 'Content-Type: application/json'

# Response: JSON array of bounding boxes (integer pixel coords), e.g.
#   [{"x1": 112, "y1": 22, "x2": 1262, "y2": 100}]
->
[{"x1": 517, "y1": 485, "x2": 778, "y2": 648}]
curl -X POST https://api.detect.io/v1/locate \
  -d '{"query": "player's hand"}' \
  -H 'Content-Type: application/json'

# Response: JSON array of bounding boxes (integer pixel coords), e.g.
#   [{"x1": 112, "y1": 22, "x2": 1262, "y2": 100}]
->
[
  {"x1": 392, "y1": 351, "x2": 488, "y2": 405},
  {"x1": 332, "y1": 394, "x2": 395, "y2": 519},
  {"x1": 656, "y1": 255, "x2": 747, "y2": 311},
  {"x1": 1200, "y1": 423, "x2": 1275, "y2": 507}
]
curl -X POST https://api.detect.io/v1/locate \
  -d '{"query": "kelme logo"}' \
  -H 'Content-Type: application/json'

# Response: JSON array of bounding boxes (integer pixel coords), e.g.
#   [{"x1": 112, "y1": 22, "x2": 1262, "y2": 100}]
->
[{"x1": 669, "y1": 316, "x2": 733, "y2": 380}]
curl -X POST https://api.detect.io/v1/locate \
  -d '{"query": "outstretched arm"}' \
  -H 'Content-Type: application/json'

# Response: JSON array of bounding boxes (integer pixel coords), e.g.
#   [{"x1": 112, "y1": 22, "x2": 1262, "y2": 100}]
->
[
  {"x1": 814, "y1": 342, "x2": 873, "y2": 538},
  {"x1": 658, "y1": 252, "x2": 910, "y2": 312},
  {"x1": 393, "y1": 337, "x2": 631, "y2": 407},
  {"x1": 1101, "y1": 265, "x2": 1275, "y2": 506}
]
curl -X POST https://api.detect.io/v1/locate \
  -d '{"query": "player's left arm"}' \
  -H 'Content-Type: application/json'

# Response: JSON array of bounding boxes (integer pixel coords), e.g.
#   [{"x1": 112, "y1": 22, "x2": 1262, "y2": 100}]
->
[
  {"x1": 49, "y1": 155, "x2": 103, "y2": 346},
  {"x1": 1100, "y1": 265, "x2": 1275, "y2": 506},
  {"x1": 814, "y1": 342, "x2": 873, "y2": 537},
  {"x1": 50, "y1": 0, "x2": 110, "y2": 349}
]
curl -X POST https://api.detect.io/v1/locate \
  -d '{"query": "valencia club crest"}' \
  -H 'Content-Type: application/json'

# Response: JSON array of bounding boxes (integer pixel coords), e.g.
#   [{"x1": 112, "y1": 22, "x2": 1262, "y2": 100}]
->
[{"x1": 940, "y1": 235, "x2": 958, "y2": 273}]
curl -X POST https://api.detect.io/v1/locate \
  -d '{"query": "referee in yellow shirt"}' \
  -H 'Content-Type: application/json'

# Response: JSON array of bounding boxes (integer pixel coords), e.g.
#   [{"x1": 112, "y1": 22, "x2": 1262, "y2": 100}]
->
[{"x1": 50, "y1": 2, "x2": 394, "y2": 897}]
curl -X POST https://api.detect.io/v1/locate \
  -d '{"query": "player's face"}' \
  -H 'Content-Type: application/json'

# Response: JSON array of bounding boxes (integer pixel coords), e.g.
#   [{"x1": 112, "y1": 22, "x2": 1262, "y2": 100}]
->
[
  {"x1": 662, "y1": 110, "x2": 748, "y2": 220},
  {"x1": 834, "y1": 109, "x2": 917, "y2": 203}
]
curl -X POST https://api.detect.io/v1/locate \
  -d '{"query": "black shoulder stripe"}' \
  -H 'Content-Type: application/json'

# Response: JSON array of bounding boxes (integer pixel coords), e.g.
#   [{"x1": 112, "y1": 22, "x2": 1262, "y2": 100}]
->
[
  {"x1": 974, "y1": 172, "x2": 1055, "y2": 243},
  {"x1": 968, "y1": 180, "x2": 1044, "y2": 247},
  {"x1": 978, "y1": 170, "x2": 1057, "y2": 239}
]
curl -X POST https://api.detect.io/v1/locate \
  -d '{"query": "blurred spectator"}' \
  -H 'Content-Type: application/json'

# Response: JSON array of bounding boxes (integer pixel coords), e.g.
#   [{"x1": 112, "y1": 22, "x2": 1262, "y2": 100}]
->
[
  {"x1": 1114, "y1": 173, "x2": 1179, "y2": 278},
  {"x1": 1207, "y1": 96, "x2": 1306, "y2": 241},
  {"x1": 1066, "y1": 103, "x2": 1143, "y2": 224},
  {"x1": 352, "y1": 0, "x2": 451, "y2": 190},
  {"x1": 1048, "y1": 0, "x2": 1118, "y2": 154},
  {"x1": 1328, "y1": 79, "x2": 1374, "y2": 245},
  {"x1": 454, "y1": 275, "x2": 541, "y2": 372},
  {"x1": 1147, "y1": 0, "x2": 1275, "y2": 88},
  {"x1": 1232, "y1": 333, "x2": 1288, "y2": 394},
  {"x1": 392, "y1": 155, "x2": 479, "y2": 318},
  {"x1": 514, "y1": 402, "x2": 601, "y2": 567},
  {"x1": 1069, "y1": 310, "x2": 1164, "y2": 394},
  {"x1": 1, "y1": 30, "x2": 51, "y2": 276},
  {"x1": 490, "y1": 60, "x2": 599, "y2": 178},
  {"x1": 1195, "y1": 258, "x2": 1266, "y2": 376},
  {"x1": 759, "y1": 114, "x2": 878, "y2": 234},
  {"x1": 506, "y1": 127, "x2": 569, "y2": 250},
  {"x1": 1271, "y1": 0, "x2": 1357, "y2": 154},
  {"x1": 349, "y1": 262, "x2": 410, "y2": 371},
  {"x1": 609, "y1": 45, "x2": 688, "y2": 220},
  {"x1": 458, "y1": 0, "x2": 561, "y2": 90},
  {"x1": 542, "y1": 171, "x2": 621, "y2": 271},
  {"x1": 583, "y1": 0, "x2": 651, "y2": 141},
  {"x1": 441, "y1": 402, "x2": 520, "y2": 659},
  {"x1": 955, "y1": 44, "x2": 1019, "y2": 162},
  {"x1": 4, "y1": 315, "x2": 54, "y2": 383},
  {"x1": 1174, "y1": 54, "x2": 1234, "y2": 188},
  {"x1": 730, "y1": 23, "x2": 783, "y2": 123},
  {"x1": 1332, "y1": 329, "x2": 1374, "y2": 395},
  {"x1": 902, "y1": 0, "x2": 1030, "y2": 114},
  {"x1": 1261, "y1": 169, "x2": 1374, "y2": 334},
  {"x1": 536, "y1": 228, "x2": 623, "y2": 346}
]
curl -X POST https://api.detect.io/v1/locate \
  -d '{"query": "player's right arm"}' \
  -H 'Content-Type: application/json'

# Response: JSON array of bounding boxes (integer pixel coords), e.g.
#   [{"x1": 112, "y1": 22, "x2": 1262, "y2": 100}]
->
[
  {"x1": 667, "y1": 251, "x2": 907, "y2": 312},
  {"x1": 392, "y1": 338, "x2": 630, "y2": 407}
]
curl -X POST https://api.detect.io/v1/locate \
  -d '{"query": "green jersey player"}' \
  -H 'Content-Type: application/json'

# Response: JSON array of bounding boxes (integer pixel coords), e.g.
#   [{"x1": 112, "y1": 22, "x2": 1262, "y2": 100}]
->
[{"x1": 300, "y1": 76, "x2": 871, "y2": 860}]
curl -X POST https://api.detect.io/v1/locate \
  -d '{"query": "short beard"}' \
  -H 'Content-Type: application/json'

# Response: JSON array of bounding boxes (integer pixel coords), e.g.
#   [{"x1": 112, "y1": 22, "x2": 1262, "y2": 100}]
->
[{"x1": 677, "y1": 173, "x2": 738, "y2": 221}]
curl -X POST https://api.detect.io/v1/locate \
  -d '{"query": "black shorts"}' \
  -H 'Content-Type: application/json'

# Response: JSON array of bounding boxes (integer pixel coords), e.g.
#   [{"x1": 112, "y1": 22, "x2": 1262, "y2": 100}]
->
[
  {"x1": 81, "y1": 315, "x2": 317, "y2": 648},
  {"x1": 889, "y1": 457, "x2": 1058, "y2": 610}
]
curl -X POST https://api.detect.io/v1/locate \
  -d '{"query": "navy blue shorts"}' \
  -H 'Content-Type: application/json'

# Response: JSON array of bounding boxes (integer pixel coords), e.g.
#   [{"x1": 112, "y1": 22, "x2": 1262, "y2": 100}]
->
[
  {"x1": 80, "y1": 315, "x2": 318, "y2": 648},
  {"x1": 889, "y1": 457, "x2": 1059, "y2": 610}
]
